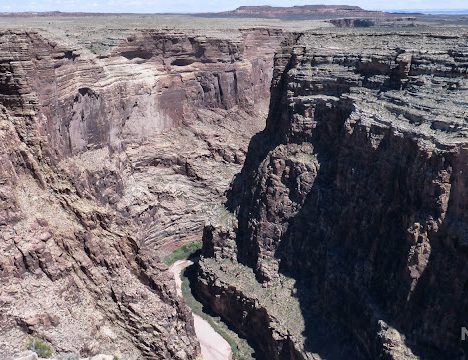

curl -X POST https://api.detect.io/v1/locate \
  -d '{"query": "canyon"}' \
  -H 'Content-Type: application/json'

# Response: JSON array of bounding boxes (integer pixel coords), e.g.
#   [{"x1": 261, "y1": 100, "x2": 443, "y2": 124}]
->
[
  {"x1": 0, "y1": 20, "x2": 295, "y2": 359},
  {"x1": 0, "y1": 11, "x2": 467, "y2": 360}
]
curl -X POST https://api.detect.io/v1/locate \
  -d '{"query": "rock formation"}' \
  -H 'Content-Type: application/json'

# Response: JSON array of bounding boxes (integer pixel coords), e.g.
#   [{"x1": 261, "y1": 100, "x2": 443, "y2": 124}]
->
[
  {"x1": 206, "y1": 5, "x2": 391, "y2": 19},
  {"x1": 196, "y1": 28, "x2": 468, "y2": 360},
  {"x1": 0, "y1": 26, "x2": 288, "y2": 358}
]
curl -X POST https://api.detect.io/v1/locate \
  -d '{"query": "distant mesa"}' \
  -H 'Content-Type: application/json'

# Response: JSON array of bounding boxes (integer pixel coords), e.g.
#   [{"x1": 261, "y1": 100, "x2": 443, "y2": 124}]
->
[
  {"x1": 0, "y1": 5, "x2": 393, "y2": 19},
  {"x1": 0, "y1": 11, "x2": 133, "y2": 17},
  {"x1": 199, "y1": 5, "x2": 393, "y2": 19}
]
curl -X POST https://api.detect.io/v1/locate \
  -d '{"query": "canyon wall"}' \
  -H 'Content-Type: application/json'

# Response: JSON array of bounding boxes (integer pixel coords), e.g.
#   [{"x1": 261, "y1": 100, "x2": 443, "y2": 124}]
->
[
  {"x1": 0, "y1": 27, "x2": 287, "y2": 358},
  {"x1": 1, "y1": 28, "x2": 282, "y2": 159},
  {"x1": 196, "y1": 29, "x2": 468, "y2": 360}
]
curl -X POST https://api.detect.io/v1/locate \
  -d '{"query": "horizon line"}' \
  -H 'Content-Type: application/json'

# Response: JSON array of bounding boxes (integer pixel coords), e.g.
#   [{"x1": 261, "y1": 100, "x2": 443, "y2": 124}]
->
[{"x1": 0, "y1": 6, "x2": 467, "y2": 15}]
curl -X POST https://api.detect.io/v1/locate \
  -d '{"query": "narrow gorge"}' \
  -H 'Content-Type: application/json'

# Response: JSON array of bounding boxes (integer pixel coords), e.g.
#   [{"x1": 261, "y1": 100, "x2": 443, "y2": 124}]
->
[
  {"x1": 0, "y1": 24, "x2": 292, "y2": 359},
  {"x1": 0, "y1": 14, "x2": 467, "y2": 360}
]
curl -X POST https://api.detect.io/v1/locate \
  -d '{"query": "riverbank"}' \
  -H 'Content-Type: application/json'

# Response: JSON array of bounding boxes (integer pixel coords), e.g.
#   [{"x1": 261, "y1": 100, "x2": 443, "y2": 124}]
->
[{"x1": 169, "y1": 260, "x2": 232, "y2": 360}]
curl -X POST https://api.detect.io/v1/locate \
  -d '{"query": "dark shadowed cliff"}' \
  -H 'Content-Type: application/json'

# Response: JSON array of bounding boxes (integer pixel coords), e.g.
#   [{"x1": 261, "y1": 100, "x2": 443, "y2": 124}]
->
[{"x1": 196, "y1": 27, "x2": 468, "y2": 360}]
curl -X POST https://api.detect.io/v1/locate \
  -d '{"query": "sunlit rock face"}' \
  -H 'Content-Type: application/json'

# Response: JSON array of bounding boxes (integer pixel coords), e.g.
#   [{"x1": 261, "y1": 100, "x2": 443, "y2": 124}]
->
[{"x1": 0, "y1": 27, "x2": 288, "y2": 358}]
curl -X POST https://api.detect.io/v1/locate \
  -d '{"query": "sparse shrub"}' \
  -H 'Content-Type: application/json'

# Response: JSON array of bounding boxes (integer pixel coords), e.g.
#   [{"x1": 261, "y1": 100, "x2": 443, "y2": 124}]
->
[
  {"x1": 113, "y1": 356, "x2": 120, "y2": 360},
  {"x1": 26, "y1": 337, "x2": 54, "y2": 358},
  {"x1": 164, "y1": 241, "x2": 203, "y2": 265}
]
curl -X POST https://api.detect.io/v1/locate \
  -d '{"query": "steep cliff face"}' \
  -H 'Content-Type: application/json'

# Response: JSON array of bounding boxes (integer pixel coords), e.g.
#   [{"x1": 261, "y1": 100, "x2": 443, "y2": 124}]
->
[
  {"x1": 2, "y1": 28, "x2": 281, "y2": 158},
  {"x1": 0, "y1": 27, "x2": 287, "y2": 358},
  {"x1": 197, "y1": 29, "x2": 468, "y2": 360}
]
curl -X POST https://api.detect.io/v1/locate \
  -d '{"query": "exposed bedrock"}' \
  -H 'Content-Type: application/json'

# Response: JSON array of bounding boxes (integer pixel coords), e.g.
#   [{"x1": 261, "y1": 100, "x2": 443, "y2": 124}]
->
[
  {"x1": 0, "y1": 28, "x2": 289, "y2": 358},
  {"x1": 328, "y1": 18, "x2": 375, "y2": 27},
  {"x1": 196, "y1": 29, "x2": 468, "y2": 360},
  {"x1": 0, "y1": 28, "x2": 284, "y2": 158}
]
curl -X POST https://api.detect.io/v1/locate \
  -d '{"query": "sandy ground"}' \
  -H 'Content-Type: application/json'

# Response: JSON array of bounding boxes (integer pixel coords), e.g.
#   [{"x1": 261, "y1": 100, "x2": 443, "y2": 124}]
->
[{"x1": 169, "y1": 260, "x2": 232, "y2": 360}]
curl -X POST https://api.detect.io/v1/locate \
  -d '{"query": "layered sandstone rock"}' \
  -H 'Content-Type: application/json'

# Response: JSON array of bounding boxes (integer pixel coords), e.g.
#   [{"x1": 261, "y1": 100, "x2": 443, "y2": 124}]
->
[
  {"x1": 197, "y1": 28, "x2": 468, "y2": 360},
  {"x1": 0, "y1": 27, "x2": 288, "y2": 358}
]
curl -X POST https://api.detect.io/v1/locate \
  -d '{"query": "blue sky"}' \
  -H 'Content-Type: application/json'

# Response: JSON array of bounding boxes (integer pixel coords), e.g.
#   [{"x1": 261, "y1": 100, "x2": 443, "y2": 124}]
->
[{"x1": 0, "y1": 0, "x2": 465, "y2": 13}]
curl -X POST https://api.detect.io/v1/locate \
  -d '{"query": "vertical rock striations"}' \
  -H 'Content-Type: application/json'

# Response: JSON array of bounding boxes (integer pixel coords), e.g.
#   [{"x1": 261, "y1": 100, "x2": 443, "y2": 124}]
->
[{"x1": 197, "y1": 29, "x2": 468, "y2": 360}]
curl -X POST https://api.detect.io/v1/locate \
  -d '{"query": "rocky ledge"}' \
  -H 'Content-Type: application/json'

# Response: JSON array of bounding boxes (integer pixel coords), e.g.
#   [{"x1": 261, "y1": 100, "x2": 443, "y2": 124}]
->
[{"x1": 196, "y1": 28, "x2": 468, "y2": 360}]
